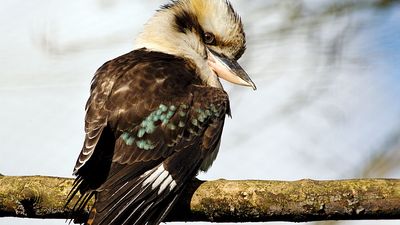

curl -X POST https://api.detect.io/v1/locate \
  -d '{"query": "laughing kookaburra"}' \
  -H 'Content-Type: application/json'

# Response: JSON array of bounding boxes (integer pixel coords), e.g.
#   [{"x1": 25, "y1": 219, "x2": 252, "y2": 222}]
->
[{"x1": 66, "y1": 0, "x2": 256, "y2": 224}]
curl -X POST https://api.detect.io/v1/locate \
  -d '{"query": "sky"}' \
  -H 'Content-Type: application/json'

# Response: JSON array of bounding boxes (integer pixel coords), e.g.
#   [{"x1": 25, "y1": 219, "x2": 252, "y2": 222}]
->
[{"x1": 1, "y1": 0, "x2": 399, "y2": 225}]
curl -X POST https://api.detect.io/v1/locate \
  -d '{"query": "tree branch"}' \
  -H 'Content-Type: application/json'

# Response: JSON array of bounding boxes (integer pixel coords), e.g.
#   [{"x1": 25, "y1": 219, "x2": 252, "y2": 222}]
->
[{"x1": 0, "y1": 176, "x2": 399, "y2": 222}]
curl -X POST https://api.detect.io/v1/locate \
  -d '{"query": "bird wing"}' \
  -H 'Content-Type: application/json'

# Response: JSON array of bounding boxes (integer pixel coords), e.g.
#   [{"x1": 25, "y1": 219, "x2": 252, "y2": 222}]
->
[
  {"x1": 73, "y1": 58, "x2": 122, "y2": 175},
  {"x1": 67, "y1": 49, "x2": 230, "y2": 225},
  {"x1": 66, "y1": 54, "x2": 128, "y2": 214},
  {"x1": 90, "y1": 84, "x2": 229, "y2": 225}
]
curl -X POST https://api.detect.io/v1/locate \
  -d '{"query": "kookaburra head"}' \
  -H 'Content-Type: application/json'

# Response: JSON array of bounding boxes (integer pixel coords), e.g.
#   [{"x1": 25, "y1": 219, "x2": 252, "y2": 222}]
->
[{"x1": 135, "y1": 0, "x2": 256, "y2": 90}]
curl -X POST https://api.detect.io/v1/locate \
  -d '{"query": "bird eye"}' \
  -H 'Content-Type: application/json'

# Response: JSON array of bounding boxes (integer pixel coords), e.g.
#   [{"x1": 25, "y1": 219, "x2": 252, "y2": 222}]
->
[{"x1": 204, "y1": 32, "x2": 216, "y2": 45}]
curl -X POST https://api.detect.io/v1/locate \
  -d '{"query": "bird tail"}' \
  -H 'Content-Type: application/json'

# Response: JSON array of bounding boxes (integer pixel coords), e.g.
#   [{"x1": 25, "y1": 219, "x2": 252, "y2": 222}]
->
[{"x1": 88, "y1": 163, "x2": 184, "y2": 225}]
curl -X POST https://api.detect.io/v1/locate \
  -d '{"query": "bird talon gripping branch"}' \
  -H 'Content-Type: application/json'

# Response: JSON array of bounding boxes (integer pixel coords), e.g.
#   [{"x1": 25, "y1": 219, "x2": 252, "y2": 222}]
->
[{"x1": 66, "y1": 0, "x2": 255, "y2": 224}]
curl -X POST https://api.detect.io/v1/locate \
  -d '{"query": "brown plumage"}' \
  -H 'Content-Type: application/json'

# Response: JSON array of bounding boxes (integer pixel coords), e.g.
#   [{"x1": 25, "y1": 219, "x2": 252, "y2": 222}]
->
[{"x1": 66, "y1": 0, "x2": 254, "y2": 224}]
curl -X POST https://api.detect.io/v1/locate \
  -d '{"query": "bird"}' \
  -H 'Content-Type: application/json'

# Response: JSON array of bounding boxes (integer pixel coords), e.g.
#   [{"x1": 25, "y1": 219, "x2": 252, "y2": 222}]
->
[{"x1": 66, "y1": 0, "x2": 256, "y2": 224}]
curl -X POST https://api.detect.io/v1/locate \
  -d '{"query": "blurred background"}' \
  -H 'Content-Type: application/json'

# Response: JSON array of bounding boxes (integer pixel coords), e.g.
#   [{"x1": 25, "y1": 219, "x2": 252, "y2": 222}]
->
[{"x1": 1, "y1": 0, "x2": 399, "y2": 225}]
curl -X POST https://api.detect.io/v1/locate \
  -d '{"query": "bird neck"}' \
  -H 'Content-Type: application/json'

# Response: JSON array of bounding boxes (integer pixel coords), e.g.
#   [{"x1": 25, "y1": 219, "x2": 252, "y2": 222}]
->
[{"x1": 134, "y1": 10, "x2": 222, "y2": 89}]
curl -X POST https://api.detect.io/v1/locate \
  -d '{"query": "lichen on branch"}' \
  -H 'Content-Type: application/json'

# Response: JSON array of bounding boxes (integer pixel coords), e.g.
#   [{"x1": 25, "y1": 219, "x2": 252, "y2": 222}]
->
[{"x1": 0, "y1": 176, "x2": 399, "y2": 223}]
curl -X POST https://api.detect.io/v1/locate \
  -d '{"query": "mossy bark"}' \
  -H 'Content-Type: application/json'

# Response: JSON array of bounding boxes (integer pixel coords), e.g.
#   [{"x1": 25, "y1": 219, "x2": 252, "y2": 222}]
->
[
  {"x1": 0, "y1": 176, "x2": 77, "y2": 219},
  {"x1": 0, "y1": 176, "x2": 399, "y2": 222},
  {"x1": 175, "y1": 179, "x2": 400, "y2": 222}
]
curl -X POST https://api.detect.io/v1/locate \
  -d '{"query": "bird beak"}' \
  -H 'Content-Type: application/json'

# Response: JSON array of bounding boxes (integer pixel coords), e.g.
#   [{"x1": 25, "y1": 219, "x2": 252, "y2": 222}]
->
[{"x1": 207, "y1": 48, "x2": 256, "y2": 90}]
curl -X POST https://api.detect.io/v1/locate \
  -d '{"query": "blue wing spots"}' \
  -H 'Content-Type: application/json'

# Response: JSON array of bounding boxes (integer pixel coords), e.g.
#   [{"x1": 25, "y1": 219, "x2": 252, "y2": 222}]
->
[
  {"x1": 166, "y1": 110, "x2": 175, "y2": 119},
  {"x1": 122, "y1": 103, "x2": 224, "y2": 148},
  {"x1": 138, "y1": 104, "x2": 177, "y2": 136},
  {"x1": 162, "y1": 107, "x2": 176, "y2": 125},
  {"x1": 160, "y1": 114, "x2": 167, "y2": 122},
  {"x1": 140, "y1": 121, "x2": 155, "y2": 134},
  {"x1": 121, "y1": 132, "x2": 129, "y2": 140},
  {"x1": 159, "y1": 104, "x2": 168, "y2": 112},
  {"x1": 121, "y1": 132, "x2": 135, "y2": 146},
  {"x1": 136, "y1": 139, "x2": 155, "y2": 150},
  {"x1": 124, "y1": 104, "x2": 179, "y2": 147},
  {"x1": 191, "y1": 106, "x2": 219, "y2": 128},
  {"x1": 137, "y1": 128, "x2": 146, "y2": 138},
  {"x1": 177, "y1": 103, "x2": 190, "y2": 118},
  {"x1": 210, "y1": 104, "x2": 221, "y2": 117},
  {"x1": 196, "y1": 108, "x2": 209, "y2": 123}
]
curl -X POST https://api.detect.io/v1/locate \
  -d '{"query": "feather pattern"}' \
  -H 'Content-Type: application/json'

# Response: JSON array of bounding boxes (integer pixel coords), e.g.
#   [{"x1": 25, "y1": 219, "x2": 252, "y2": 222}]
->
[{"x1": 67, "y1": 49, "x2": 230, "y2": 225}]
